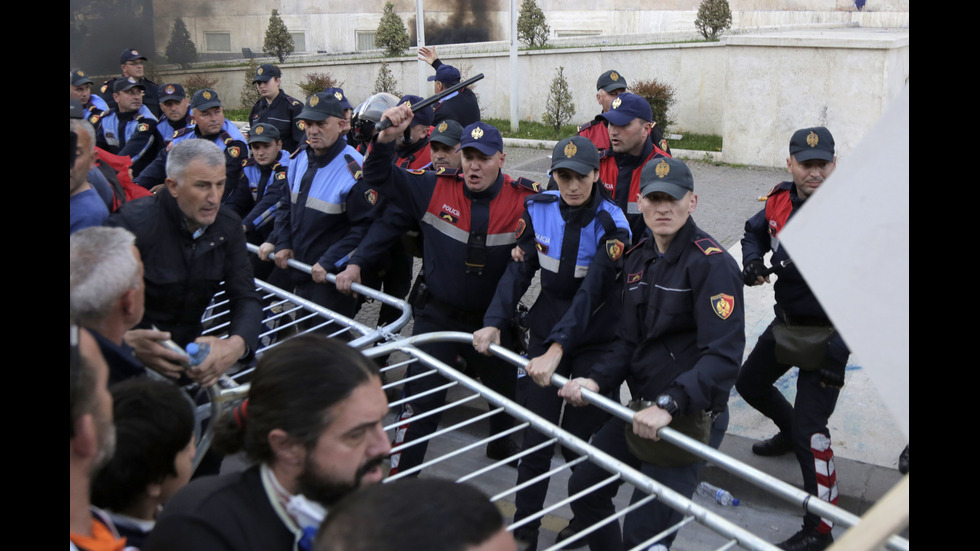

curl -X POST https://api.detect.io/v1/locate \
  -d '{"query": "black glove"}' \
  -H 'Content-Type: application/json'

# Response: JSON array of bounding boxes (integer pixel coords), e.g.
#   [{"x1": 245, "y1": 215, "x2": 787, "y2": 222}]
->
[{"x1": 742, "y1": 260, "x2": 768, "y2": 286}]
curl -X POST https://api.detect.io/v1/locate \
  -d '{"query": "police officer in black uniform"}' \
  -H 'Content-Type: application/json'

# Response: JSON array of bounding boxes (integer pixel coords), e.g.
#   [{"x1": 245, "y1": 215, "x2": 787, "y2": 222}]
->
[
  {"x1": 735, "y1": 127, "x2": 847, "y2": 551},
  {"x1": 249, "y1": 64, "x2": 305, "y2": 153},
  {"x1": 560, "y1": 157, "x2": 745, "y2": 551},
  {"x1": 101, "y1": 48, "x2": 160, "y2": 118},
  {"x1": 418, "y1": 46, "x2": 481, "y2": 127}
]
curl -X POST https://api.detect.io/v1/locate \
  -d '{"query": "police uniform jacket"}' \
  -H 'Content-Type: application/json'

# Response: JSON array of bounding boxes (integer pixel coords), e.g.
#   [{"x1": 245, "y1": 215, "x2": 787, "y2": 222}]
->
[
  {"x1": 157, "y1": 114, "x2": 193, "y2": 144},
  {"x1": 91, "y1": 109, "x2": 159, "y2": 177},
  {"x1": 429, "y1": 60, "x2": 480, "y2": 127},
  {"x1": 249, "y1": 91, "x2": 305, "y2": 153},
  {"x1": 274, "y1": 139, "x2": 378, "y2": 272},
  {"x1": 363, "y1": 141, "x2": 536, "y2": 315},
  {"x1": 228, "y1": 151, "x2": 290, "y2": 241},
  {"x1": 105, "y1": 191, "x2": 262, "y2": 350},
  {"x1": 589, "y1": 217, "x2": 744, "y2": 415},
  {"x1": 741, "y1": 181, "x2": 828, "y2": 320},
  {"x1": 484, "y1": 188, "x2": 631, "y2": 354},
  {"x1": 135, "y1": 121, "x2": 248, "y2": 193},
  {"x1": 101, "y1": 77, "x2": 161, "y2": 118},
  {"x1": 598, "y1": 138, "x2": 669, "y2": 239}
]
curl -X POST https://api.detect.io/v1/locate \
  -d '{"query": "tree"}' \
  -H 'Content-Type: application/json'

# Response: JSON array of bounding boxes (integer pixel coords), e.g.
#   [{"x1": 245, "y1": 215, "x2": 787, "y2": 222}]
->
[
  {"x1": 375, "y1": 2, "x2": 410, "y2": 57},
  {"x1": 518, "y1": 0, "x2": 549, "y2": 48},
  {"x1": 695, "y1": 0, "x2": 733, "y2": 41},
  {"x1": 184, "y1": 73, "x2": 218, "y2": 96},
  {"x1": 165, "y1": 17, "x2": 198, "y2": 69},
  {"x1": 264, "y1": 9, "x2": 295, "y2": 63},
  {"x1": 542, "y1": 66, "x2": 574, "y2": 136},
  {"x1": 631, "y1": 79, "x2": 676, "y2": 133},
  {"x1": 240, "y1": 59, "x2": 262, "y2": 110},
  {"x1": 374, "y1": 62, "x2": 401, "y2": 96},
  {"x1": 298, "y1": 72, "x2": 343, "y2": 98}
]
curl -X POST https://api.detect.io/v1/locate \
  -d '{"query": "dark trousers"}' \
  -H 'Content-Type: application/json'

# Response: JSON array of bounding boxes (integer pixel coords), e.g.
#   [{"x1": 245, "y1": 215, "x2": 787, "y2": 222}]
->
[
  {"x1": 388, "y1": 307, "x2": 517, "y2": 476},
  {"x1": 294, "y1": 279, "x2": 357, "y2": 320},
  {"x1": 513, "y1": 345, "x2": 610, "y2": 531},
  {"x1": 567, "y1": 417, "x2": 701, "y2": 550},
  {"x1": 735, "y1": 317, "x2": 847, "y2": 531}
]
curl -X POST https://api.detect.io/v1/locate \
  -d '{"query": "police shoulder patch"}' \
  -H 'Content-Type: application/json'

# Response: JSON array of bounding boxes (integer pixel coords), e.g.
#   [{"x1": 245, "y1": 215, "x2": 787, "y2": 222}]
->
[
  {"x1": 276, "y1": 171, "x2": 287, "y2": 180},
  {"x1": 515, "y1": 218, "x2": 527, "y2": 239},
  {"x1": 227, "y1": 146, "x2": 241, "y2": 158},
  {"x1": 695, "y1": 237, "x2": 723, "y2": 256},
  {"x1": 407, "y1": 168, "x2": 426, "y2": 175},
  {"x1": 89, "y1": 114, "x2": 100, "y2": 125},
  {"x1": 137, "y1": 123, "x2": 149, "y2": 132},
  {"x1": 605, "y1": 239, "x2": 625, "y2": 261},
  {"x1": 710, "y1": 293, "x2": 735, "y2": 320},
  {"x1": 364, "y1": 188, "x2": 378, "y2": 205}
]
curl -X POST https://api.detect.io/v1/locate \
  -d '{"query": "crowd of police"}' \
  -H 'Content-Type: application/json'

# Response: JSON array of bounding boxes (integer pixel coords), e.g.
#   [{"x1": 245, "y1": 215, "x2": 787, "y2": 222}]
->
[{"x1": 70, "y1": 46, "x2": 849, "y2": 551}]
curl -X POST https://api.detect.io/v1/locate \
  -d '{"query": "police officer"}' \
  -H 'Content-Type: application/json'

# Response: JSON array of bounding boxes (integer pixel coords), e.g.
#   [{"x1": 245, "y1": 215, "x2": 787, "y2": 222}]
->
[
  {"x1": 227, "y1": 123, "x2": 289, "y2": 254},
  {"x1": 101, "y1": 48, "x2": 160, "y2": 118},
  {"x1": 249, "y1": 64, "x2": 305, "y2": 153},
  {"x1": 596, "y1": 92, "x2": 671, "y2": 239},
  {"x1": 473, "y1": 136, "x2": 631, "y2": 549},
  {"x1": 427, "y1": 119, "x2": 464, "y2": 170},
  {"x1": 323, "y1": 87, "x2": 354, "y2": 139},
  {"x1": 156, "y1": 83, "x2": 193, "y2": 144},
  {"x1": 560, "y1": 157, "x2": 744, "y2": 550},
  {"x1": 91, "y1": 77, "x2": 159, "y2": 178},
  {"x1": 735, "y1": 127, "x2": 847, "y2": 551},
  {"x1": 71, "y1": 69, "x2": 108, "y2": 117},
  {"x1": 394, "y1": 95, "x2": 433, "y2": 169},
  {"x1": 263, "y1": 92, "x2": 378, "y2": 318},
  {"x1": 136, "y1": 89, "x2": 248, "y2": 195},
  {"x1": 418, "y1": 46, "x2": 481, "y2": 127},
  {"x1": 578, "y1": 70, "x2": 671, "y2": 158},
  {"x1": 366, "y1": 104, "x2": 540, "y2": 475}
]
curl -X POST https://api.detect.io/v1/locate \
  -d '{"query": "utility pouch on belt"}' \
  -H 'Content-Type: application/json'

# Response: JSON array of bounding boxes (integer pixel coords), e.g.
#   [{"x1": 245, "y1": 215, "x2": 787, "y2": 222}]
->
[
  {"x1": 772, "y1": 324, "x2": 836, "y2": 371},
  {"x1": 625, "y1": 400, "x2": 710, "y2": 468}
]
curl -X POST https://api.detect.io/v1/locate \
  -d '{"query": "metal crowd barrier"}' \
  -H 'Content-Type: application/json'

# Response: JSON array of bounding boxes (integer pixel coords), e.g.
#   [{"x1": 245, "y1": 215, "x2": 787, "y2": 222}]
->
[
  {"x1": 187, "y1": 246, "x2": 413, "y2": 469},
  {"x1": 187, "y1": 253, "x2": 907, "y2": 551}
]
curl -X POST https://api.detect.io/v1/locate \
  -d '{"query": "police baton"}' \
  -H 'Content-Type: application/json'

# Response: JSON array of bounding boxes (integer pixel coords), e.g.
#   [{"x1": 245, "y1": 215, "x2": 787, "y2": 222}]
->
[
  {"x1": 764, "y1": 259, "x2": 793, "y2": 276},
  {"x1": 376, "y1": 73, "x2": 485, "y2": 131}
]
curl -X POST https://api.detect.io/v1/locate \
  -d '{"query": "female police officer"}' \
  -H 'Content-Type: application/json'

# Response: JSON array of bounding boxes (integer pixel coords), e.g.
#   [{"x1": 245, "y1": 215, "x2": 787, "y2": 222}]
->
[{"x1": 473, "y1": 136, "x2": 631, "y2": 548}]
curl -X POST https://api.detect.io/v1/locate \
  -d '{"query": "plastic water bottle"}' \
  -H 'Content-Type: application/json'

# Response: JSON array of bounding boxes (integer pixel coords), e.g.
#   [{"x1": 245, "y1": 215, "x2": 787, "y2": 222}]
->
[
  {"x1": 186, "y1": 342, "x2": 210, "y2": 367},
  {"x1": 697, "y1": 481, "x2": 739, "y2": 506}
]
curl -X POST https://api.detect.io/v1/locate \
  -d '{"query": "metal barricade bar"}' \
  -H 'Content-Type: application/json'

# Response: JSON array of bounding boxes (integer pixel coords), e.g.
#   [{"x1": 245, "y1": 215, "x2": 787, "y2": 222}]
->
[
  {"x1": 364, "y1": 333, "x2": 781, "y2": 551},
  {"x1": 187, "y1": 251, "x2": 413, "y2": 469},
  {"x1": 183, "y1": 253, "x2": 905, "y2": 550}
]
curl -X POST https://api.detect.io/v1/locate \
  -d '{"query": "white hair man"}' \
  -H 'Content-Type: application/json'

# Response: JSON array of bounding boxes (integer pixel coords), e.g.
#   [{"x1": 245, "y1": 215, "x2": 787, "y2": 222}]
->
[
  {"x1": 71, "y1": 226, "x2": 146, "y2": 384},
  {"x1": 106, "y1": 139, "x2": 262, "y2": 387}
]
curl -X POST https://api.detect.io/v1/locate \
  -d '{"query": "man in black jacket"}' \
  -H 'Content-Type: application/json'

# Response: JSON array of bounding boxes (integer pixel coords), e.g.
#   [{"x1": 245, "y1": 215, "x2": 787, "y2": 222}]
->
[
  {"x1": 418, "y1": 46, "x2": 481, "y2": 127},
  {"x1": 107, "y1": 139, "x2": 261, "y2": 387}
]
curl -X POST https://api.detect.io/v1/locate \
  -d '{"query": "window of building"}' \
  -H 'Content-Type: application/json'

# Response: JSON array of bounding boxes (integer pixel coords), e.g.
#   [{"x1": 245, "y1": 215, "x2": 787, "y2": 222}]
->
[
  {"x1": 205, "y1": 32, "x2": 231, "y2": 52},
  {"x1": 290, "y1": 32, "x2": 306, "y2": 52},
  {"x1": 356, "y1": 30, "x2": 377, "y2": 51}
]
